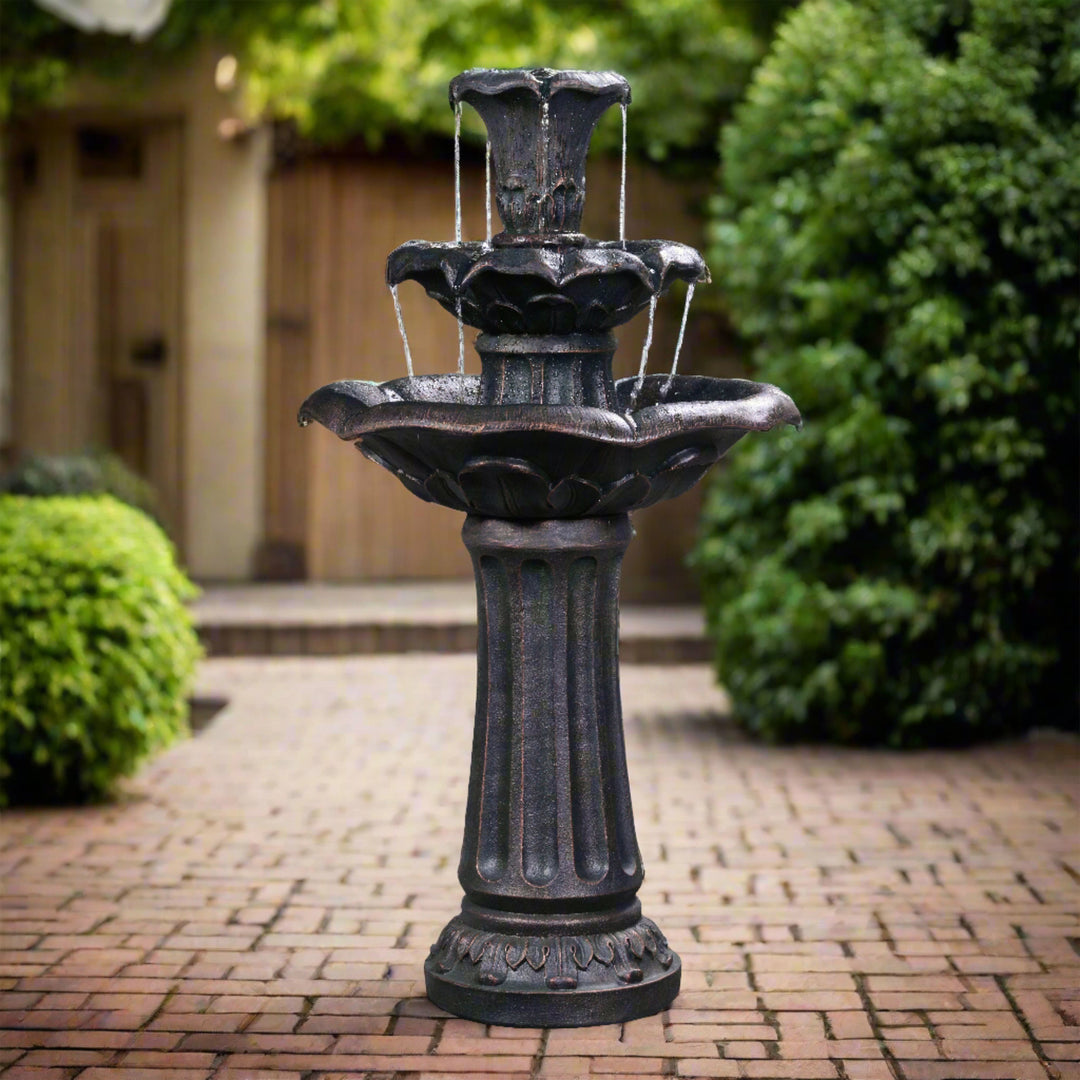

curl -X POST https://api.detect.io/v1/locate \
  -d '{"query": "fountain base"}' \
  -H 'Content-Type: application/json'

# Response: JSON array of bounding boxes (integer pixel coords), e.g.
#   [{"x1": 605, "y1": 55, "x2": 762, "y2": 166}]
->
[
  {"x1": 424, "y1": 515, "x2": 683, "y2": 1026},
  {"x1": 425, "y1": 898, "x2": 681, "y2": 1027}
]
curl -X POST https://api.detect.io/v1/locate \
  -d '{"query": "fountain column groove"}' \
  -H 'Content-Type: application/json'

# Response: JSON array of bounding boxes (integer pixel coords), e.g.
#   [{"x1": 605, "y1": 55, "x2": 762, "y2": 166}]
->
[{"x1": 459, "y1": 515, "x2": 642, "y2": 904}]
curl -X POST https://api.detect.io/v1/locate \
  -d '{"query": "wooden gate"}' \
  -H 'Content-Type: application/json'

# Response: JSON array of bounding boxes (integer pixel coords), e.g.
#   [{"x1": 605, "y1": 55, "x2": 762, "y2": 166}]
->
[
  {"x1": 264, "y1": 151, "x2": 727, "y2": 597},
  {"x1": 12, "y1": 118, "x2": 184, "y2": 537},
  {"x1": 264, "y1": 157, "x2": 477, "y2": 581}
]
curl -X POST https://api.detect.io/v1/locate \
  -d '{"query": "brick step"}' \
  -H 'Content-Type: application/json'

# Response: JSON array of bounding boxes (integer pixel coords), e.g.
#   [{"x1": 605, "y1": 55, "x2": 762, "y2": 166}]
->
[{"x1": 193, "y1": 582, "x2": 710, "y2": 663}]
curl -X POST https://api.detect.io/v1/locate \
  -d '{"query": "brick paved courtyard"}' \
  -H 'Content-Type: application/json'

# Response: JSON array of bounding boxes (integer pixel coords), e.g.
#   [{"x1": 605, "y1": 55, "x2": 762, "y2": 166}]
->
[{"x1": 2, "y1": 656, "x2": 1077, "y2": 1079}]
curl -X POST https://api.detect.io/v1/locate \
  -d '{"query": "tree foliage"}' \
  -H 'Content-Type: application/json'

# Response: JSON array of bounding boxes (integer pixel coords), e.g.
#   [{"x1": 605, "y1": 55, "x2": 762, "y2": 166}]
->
[
  {"x1": 693, "y1": 0, "x2": 1080, "y2": 746},
  {"x1": 0, "y1": 0, "x2": 791, "y2": 165}
]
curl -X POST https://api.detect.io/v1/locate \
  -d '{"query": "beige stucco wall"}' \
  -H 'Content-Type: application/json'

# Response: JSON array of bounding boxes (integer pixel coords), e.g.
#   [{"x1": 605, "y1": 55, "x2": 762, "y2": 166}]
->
[{"x1": 55, "y1": 49, "x2": 268, "y2": 579}]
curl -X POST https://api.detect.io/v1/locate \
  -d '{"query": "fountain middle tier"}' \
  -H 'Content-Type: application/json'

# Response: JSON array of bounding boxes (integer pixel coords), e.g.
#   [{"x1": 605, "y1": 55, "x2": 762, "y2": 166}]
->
[{"x1": 387, "y1": 237, "x2": 709, "y2": 336}]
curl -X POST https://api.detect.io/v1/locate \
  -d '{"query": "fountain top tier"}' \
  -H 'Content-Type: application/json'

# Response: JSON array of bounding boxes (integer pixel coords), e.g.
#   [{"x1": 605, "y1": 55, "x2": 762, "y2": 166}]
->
[
  {"x1": 448, "y1": 67, "x2": 630, "y2": 241},
  {"x1": 386, "y1": 66, "x2": 708, "y2": 339}
]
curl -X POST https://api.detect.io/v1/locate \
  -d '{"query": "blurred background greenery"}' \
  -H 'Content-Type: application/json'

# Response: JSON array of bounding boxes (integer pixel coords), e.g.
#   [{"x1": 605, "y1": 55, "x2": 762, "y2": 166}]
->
[{"x1": 0, "y1": 0, "x2": 794, "y2": 167}]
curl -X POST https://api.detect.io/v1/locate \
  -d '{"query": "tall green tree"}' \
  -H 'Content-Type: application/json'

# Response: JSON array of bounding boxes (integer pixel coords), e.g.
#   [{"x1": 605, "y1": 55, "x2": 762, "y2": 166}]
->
[{"x1": 693, "y1": 0, "x2": 1079, "y2": 746}]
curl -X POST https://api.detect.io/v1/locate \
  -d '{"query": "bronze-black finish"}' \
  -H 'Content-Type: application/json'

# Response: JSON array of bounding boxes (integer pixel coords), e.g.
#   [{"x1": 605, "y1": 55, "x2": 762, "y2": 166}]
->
[
  {"x1": 300, "y1": 66, "x2": 799, "y2": 1026},
  {"x1": 299, "y1": 371, "x2": 797, "y2": 520},
  {"x1": 449, "y1": 67, "x2": 629, "y2": 241}
]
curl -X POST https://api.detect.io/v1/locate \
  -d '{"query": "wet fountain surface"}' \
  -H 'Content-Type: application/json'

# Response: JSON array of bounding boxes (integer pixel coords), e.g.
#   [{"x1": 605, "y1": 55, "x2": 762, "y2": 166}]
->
[{"x1": 300, "y1": 67, "x2": 799, "y2": 1027}]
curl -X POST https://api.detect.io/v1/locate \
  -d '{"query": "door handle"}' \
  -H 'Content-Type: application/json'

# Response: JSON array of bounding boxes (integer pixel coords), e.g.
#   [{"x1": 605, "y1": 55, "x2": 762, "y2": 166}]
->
[{"x1": 131, "y1": 336, "x2": 167, "y2": 367}]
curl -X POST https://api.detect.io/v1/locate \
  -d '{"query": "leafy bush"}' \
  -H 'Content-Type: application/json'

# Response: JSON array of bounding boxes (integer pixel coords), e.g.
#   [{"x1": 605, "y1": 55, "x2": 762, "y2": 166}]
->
[
  {"x1": 1, "y1": 451, "x2": 159, "y2": 520},
  {"x1": 0, "y1": 496, "x2": 201, "y2": 803},
  {"x1": 693, "y1": 0, "x2": 1079, "y2": 746}
]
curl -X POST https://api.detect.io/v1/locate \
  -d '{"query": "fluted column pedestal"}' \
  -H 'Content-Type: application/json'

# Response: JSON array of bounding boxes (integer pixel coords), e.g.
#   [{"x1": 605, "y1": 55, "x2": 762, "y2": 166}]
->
[{"x1": 425, "y1": 514, "x2": 680, "y2": 1027}]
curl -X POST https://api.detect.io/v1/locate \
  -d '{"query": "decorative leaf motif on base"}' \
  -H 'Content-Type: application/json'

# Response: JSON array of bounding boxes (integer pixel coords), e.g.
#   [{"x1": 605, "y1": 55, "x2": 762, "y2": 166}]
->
[{"x1": 429, "y1": 916, "x2": 674, "y2": 990}]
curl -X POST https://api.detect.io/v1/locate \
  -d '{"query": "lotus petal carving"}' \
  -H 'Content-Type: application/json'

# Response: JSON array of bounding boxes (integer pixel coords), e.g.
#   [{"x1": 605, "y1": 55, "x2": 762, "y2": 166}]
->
[{"x1": 428, "y1": 912, "x2": 672, "y2": 992}]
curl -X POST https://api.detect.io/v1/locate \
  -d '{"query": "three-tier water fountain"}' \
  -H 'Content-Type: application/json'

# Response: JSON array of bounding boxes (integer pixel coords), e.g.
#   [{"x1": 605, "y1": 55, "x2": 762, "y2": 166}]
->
[{"x1": 300, "y1": 67, "x2": 799, "y2": 1027}]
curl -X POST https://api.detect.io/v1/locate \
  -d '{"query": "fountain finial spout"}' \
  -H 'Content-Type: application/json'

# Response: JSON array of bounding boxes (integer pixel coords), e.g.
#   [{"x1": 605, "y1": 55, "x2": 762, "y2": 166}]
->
[{"x1": 449, "y1": 68, "x2": 631, "y2": 242}]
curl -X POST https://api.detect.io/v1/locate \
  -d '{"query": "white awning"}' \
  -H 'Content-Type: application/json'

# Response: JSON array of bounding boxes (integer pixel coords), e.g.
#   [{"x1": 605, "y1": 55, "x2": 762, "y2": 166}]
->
[{"x1": 34, "y1": 0, "x2": 173, "y2": 40}]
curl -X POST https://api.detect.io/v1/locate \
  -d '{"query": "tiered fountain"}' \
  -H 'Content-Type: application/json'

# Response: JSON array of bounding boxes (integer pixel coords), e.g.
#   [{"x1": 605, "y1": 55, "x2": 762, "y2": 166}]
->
[{"x1": 300, "y1": 67, "x2": 799, "y2": 1027}]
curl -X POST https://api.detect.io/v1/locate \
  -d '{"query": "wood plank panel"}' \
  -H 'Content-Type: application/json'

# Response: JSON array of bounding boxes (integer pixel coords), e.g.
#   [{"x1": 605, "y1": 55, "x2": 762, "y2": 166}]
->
[
  {"x1": 263, "y1": 167, "x2": 313, "y2": 576},
  {"x1": 305, "y1": 156, "x2": 479, "y2": 581},
  {"x1": 269, "y1": 150, "x2": 737, "y2": 596},
  {"x1": 13, "y1": 128, "x2": 76, "y2": 454},
  {"x1": 13, "y1": 120, "x2": 184, "y2": 538}
]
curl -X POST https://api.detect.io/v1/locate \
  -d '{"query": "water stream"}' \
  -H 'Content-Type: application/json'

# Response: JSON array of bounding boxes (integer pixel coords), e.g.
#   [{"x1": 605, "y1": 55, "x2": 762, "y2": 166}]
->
[
  {"x1": 539, "y1": 100, "x2": 550, "y2": 230},
  {"x1": 391, "y1": 284, "x2": 414, "y2": 377},
  {"x1": 661, "y1": 283, "x2": 695, "y2": 397},
  {"x1": 619, "y1": 103, "x2": 628, "y2": 244},
  {"x1": 485, "y1": 140, "x2": 492, "y2": 243},
  {"x1": 452, "y1": 103, "x2": 466, "y2": 374},
  {"x1": 454, "y1": 101, "x2": 463, "y2": 244},
  {"x1": 630, "y1": 294, "x2": 658, "y2": 407}
]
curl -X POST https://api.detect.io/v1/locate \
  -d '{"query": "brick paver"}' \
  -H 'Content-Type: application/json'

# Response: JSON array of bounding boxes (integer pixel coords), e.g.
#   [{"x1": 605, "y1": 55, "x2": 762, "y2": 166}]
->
[{"x1": 1, "y1": 656, "x2": 1077, "y2": 1079}]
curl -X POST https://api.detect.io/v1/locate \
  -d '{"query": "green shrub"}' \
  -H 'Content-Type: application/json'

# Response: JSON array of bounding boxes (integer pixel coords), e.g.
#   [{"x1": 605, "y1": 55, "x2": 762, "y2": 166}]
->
[
  {"x1": 1, "y1": 451, "x2": 160, "y2": 520},
  {"x1": 0, "y1": 496, "x2": 201, "y2": 803},
  {"x1": 693, "y1": 0, "x2": 1079, "y2": 747}
]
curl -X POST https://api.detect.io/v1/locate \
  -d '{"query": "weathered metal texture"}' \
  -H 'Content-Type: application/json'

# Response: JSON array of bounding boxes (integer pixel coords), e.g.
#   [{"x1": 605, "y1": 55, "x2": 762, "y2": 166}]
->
[
  {"x1": 477, "y1": 333, "x2": 619, "y2": 408},
  {"x1": 449, "y1": 67, "x2": 630, "y2": 240},
  {"x1": 424, "y1": 514, "x2": 681, "y2": 1026},
  {"x1": 386, "y1": 239, "x2": 708, "y2": 335}
]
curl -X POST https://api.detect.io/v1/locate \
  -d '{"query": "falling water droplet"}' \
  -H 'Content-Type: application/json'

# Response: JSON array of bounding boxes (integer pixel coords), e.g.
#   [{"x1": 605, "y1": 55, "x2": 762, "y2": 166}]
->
[
  {"x1": 454, "y1": 101, "x2": 463, "y2": 244},
  {"x1": 630, "y1": 294, "x2": 658, "y2": 408},
  {"x1": 619, "y1": 102, "x2": 628, "y2": 245},
  {"x1": 661, "y1": 282, "x2": 696, "y2": 398},
  {"x1": 485, "y1": 139, "x2": 492, "y2": 244},
  {"x1": 456, "y1": 298, "x2": 465, "y2": 375},
  {"x1": 391, "y1": 283, "x2": 414, "y2": 377}
]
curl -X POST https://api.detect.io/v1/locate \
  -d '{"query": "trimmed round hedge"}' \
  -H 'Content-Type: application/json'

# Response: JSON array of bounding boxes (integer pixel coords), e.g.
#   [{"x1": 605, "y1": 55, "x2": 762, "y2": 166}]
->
[
  {"x1": 0, "y1": 495, "x2": 201, "y2": 803},
  {"x1": 693, "y1": 0, "x2": 1079, "y2": 746}
]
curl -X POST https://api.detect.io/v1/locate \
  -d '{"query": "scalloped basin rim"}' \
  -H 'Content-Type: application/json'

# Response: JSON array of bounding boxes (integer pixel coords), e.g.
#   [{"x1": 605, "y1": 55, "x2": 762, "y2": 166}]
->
[
  {"x1": 385, "y1": 239, "x2": 710, "y2": 289},
  {"x1": 449, "y1": 68, "x2": 631, "y2": 106},
  {"x1": 299, "y1": 375, "x2": 801, "y2": 445}
]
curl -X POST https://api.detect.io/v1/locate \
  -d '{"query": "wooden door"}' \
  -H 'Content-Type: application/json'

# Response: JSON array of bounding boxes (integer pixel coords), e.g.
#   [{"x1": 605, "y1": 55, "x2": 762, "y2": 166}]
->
[
  {"x1": 265, "y1": 159, "x2": 477, "y2": 581},
  {"x1": 12, "y1": 119, "x2": 183, "y2": 537}
]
